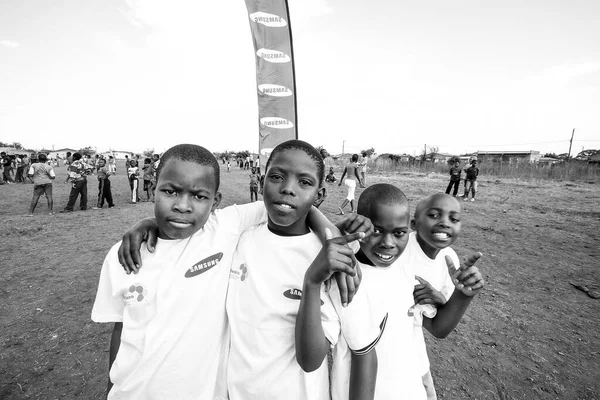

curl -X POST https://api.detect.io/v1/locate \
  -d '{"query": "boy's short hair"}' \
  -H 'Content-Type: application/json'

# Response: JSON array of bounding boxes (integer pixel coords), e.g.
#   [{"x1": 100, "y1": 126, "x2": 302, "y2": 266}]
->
[
  {"x1": 38, "y1": 153, "x2": 48, "y2": 162},
  {"x1": 144, "y1": 157, "x2": 152, "y2": 164},
  {"x1": 265, "y1": 140, "x2": 325, "y2": 184},
  {"x1": 156, "y1": 144, "x2": 220, "y2": 191},
  {"x1": 357, "y1": 183, "x2": 408, "y2": 218},
  {"x1": 413, "y1": 193, "x2": 459, "y2": 220},
  {"x1": 351, "y1": 154, "x2": 359, "y2": 162},
  {"x1": 72, "y1": 152, "x2": 82, "y2": 161}
]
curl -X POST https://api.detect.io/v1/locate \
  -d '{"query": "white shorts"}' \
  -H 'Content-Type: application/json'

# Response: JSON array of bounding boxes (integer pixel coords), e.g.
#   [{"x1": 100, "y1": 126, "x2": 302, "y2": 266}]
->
[{"x1": 344, "y1": 179, "x2": 356, "y2": 200}]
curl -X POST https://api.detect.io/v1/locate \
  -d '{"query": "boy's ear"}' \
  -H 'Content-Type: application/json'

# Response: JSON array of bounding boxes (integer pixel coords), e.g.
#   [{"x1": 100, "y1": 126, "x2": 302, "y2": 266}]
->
[
  {"x1": 314, "y1": 186, "x2": 326, "y2": 206},
  {"x1": 410, "y1": 218, "x2": 416, "y2": 230},
  {"x1": 211, "y1": 191, "x2": 222, "y2": 211}
]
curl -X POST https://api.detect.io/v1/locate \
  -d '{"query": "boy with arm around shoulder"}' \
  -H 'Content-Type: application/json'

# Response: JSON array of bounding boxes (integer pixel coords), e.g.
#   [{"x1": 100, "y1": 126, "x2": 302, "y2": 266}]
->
[
  {"x1": 226, "y1": 140, "x2": 370, "y2": 400},
  {"x1": 92, "y1": 144, "x2": 269, "y2": 399}
]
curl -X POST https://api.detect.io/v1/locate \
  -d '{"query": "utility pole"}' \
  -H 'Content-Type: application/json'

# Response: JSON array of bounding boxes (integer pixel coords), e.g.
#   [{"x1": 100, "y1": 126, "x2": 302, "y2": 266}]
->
[
  {"x1": 567, "y1": 128, "x2": 575, "y2": 161},
  {"x1": 342, "y1": 140, "x2": 346, "y2": 155}
]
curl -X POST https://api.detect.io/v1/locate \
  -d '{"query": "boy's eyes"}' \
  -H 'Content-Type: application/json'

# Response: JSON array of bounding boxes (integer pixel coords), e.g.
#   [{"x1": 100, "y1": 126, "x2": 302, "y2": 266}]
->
[
  {"x1": 372, "y1": 229, "x2": 407, "y2": 237},
  {"x1": 162, "y1": 189, "x2": 207, "y2": 200}
]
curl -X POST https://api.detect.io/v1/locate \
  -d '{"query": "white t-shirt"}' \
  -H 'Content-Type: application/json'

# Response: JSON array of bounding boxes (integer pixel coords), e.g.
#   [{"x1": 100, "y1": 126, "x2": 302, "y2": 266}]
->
[
  {"x1": 332, "y1": 257, "x2": 427, "y2": 400},
  {"x1": 404, "y1": 232, "x2": 459, "y2": 375},
  {"x1": 330, "y1": 259, "x2": 388, "y2": 400},
  {"x1": 91, "y1": 202, "x2": 267, "y2": 400},
  {"x1": 226, "y1": 223, "x2": 340, "y2": 400}
]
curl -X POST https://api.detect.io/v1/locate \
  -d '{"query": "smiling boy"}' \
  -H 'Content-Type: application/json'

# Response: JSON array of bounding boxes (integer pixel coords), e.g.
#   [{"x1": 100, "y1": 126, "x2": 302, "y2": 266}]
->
[
  {"x1": 91, "y1": 144, "x2": 268, "y2": 399},
  {"x1": 408, "y1": 193, "x2": 485, "y2": 398},
  {"x1": 226, "y1": 140, "x2": 365, "y2": 400},
  {"x1": 328, "y1": 187, "x2": 485, "y2": 400}
]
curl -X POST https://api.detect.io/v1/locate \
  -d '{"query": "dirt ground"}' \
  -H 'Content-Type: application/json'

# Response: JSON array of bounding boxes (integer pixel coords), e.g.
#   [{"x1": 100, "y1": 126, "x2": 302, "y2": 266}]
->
[{"x1": 1, "y1": 162, "x2": 598, "y2": 399}]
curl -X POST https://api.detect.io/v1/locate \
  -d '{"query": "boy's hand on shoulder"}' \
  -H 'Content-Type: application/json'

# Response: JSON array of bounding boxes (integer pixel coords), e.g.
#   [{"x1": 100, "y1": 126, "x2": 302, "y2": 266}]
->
[
  {"x1": 446, "y1": 252, "x2": 485, "y2": 297},
  {"x1": 305, "y1": 228, "x2": 363, "y2": 287},
  {"x1": 413, "y1": 276, "x2": 447, "y2": 306},
  {"x1": 118, "y1": 218, "x2": 159, "y2": 274},
  {"x1": 335, "y1": 213, "x2": 374, "y2": 238}
]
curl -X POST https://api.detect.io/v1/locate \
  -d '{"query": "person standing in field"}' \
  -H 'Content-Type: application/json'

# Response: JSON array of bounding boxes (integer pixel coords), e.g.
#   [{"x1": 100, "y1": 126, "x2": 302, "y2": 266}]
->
[
  {"x1": 22, "y1": 153, "x2": 30, "y2": 181},
  {"x1": 254, "y1": 156, "x2": 260, "y2": 176},
  {"x1": 445, "y1": 160, "x2": 462, "y2": 197},
  {"x1": 127, "y1": 159, "x2": 140, "y2": 203},
  {"x1": 149, "y1": 154, "x2": 160, "y2": 201},
  {"x1": 337, "y1": 154, "x2": 363, "y2": 215},
  {"x1": 60, "y1": 152, "x2": 93, "y2": 213},
  {"x1": 108, "y1": 155, "x2": 117, "y2": 175},
  {"x1": 94, "y1": 158, "x2": 115, "y2": 209},
  {"x1": 249, "y1": 167, "x2": 260, "y2": 202},
  {"x1": 1, "y1": 152, "x2": 13, "y2": 183},
  {"x1": 463, "y1": 159, "x2": 479, "y2": 202},
  {"x1": 358, "y1": 151, "x2": 368, "y2": 188},
  {"x1": 15, "y1": 154, "x2": 25, "y2": 183},
  {"x1": 27, "y1": 153, "x2": 56, "y2": 215},
  {"x1": 142, "y1": 158, "x2": 154, "y2": 202}
]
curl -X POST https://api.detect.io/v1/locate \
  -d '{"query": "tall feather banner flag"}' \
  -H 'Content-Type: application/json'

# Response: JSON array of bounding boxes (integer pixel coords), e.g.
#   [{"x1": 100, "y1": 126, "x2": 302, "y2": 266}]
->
[{"x1": 244, "y1": 0, "x2": 298, "y2": 165}]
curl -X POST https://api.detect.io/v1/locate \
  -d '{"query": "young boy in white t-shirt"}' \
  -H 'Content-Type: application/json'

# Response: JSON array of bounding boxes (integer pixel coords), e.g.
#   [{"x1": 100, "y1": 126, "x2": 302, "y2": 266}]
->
[
  {"x1": 91, "y1": 144, "x2": 270, "y2": 399},
  {"x1": 408, "y1": 193, "x2": 484, "y2": 399},
  {"x1": 226, "y1": 140, "x2": 369, "y2": 400},
  {"x1": 329, "y1": 186, "x2": 485, "y2": 400}
]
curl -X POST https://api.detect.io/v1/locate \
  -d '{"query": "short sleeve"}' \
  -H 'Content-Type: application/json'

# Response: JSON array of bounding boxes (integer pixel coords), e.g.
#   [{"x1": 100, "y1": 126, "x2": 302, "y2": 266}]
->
[
  {"x1": 329, "y1": 279, "x2": 387, "y2": 355},
  {"x1": 320, "y1": 285, "x2": 341, "y2": 347},
  {"x1": 49, "y1": 167, "x2": 56, "y2": 178},
  {"x1": 91, "y1": 243, "x2": 125, "y2": 323},
  {"x1": 220, "y1": 202, "x2": 268, "y2": 236}
]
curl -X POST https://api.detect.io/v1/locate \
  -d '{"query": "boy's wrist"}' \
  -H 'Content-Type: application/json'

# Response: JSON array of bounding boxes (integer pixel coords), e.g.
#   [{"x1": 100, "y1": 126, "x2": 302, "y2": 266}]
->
[{"x1": 303, "y1": 279, "x2": 322, "y2": 293}]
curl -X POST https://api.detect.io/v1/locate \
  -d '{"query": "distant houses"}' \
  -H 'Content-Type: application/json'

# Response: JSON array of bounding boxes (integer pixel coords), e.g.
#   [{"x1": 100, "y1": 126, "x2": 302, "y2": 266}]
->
[
  {"x1": 47, "y1": 148, "x2": 78, "y2": 160},
  {"x1": 475, "y1": 150, "x2": 541, "y2": 164},
  {"x1": 99, "y1": 150, "x2": 135, "y2": 160}
]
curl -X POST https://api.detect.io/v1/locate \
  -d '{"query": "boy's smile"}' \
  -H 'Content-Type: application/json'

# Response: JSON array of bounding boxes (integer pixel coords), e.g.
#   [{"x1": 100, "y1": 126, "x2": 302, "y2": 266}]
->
[
  {"x1": 412, "y1": 194, "x2": 461, "y2": 258},
  {"x1": 360, "y1": 203, "x2": 410, "y2": 268},
  {"x1": 263, "y1": 149, "x2": 324, "y2": 236},
  {"x1": 154, "y1": 159, "x2": 221, "y2": 240}
]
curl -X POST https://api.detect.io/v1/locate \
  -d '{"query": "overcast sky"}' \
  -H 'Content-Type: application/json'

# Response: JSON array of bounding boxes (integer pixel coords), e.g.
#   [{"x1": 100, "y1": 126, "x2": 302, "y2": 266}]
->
[{"x1": 1, "y1": 0, "x2": 599, "y2": 156}]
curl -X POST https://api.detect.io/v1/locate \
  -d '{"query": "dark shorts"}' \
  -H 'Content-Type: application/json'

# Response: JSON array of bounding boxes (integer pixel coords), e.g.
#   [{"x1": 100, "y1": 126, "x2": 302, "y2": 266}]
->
[
  {"x1": 143, "y1": 179, "x2": 151, "y2": 190},
  {"x1": 250, "y1": 186, "x2": 258, "y2": 193},
  {"x1": 34, "y1": 183, "x2": 53, "y2": 197}
]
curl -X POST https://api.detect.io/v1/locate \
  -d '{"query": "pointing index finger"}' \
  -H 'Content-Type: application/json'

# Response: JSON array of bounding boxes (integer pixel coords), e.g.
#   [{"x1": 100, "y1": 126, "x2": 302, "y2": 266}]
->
[
  {"x1": 464, "y1": 252, "x2": 483, "y2": 268},
  {"x1": 331, "y1": 231, "x2": 365, "y2": 245}
]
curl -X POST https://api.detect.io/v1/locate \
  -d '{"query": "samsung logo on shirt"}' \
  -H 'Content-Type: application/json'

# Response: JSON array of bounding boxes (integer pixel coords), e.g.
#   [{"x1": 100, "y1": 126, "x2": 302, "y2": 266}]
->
[
  {"x1": 185, "y1": 252, "x2": 223, "y2": 278},
  {"x1": 283, "y1": 288, "x2": 323, "y2": 305}
]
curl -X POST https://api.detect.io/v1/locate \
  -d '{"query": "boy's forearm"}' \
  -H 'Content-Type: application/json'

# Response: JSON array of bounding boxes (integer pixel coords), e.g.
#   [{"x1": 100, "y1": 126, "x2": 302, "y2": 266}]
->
[
  {"x1": 107, "y1": 322, "x2": 123, "y2": 395},
  {"x1": 424, "y1": 291, "x2": 474, "y2": 338},
  {"x1": 307, "y1": 207, "x2": 340, "y2": 243},
  {"x1": 295, "y1": 282, "x2": 329, "y2": 372},
  {"x1": 350, "y1": 350, "x2": 377, "y2": 400}
]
